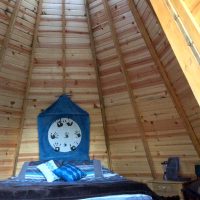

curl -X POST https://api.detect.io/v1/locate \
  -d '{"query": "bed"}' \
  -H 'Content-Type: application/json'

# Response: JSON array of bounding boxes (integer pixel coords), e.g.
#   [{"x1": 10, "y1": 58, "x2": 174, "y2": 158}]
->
[
  {"x1": 0, "y1": 160, "x2": 179, "y2": 200},
  {"x1": 0, "y1": 96, "x2": 180, "y2": 200}
]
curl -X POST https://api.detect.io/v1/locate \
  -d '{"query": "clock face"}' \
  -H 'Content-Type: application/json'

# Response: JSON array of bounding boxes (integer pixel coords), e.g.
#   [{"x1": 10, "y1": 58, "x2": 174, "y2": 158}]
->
[{"x1": 48, "y1": 118, "x2": 82, "y2": 152}]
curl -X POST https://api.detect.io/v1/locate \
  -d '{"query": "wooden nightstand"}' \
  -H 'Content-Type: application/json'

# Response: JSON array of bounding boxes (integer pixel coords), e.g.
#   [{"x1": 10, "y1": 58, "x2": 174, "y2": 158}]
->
[{"x1": 147, "y1": 179, "x2": 185, "y2": 199}]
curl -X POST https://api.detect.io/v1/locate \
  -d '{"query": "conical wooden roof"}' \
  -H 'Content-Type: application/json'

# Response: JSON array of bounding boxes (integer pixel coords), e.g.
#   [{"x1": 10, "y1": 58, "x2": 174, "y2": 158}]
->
[{"x1": 0, "y1": 0, "x2": 199, "y2": 181}]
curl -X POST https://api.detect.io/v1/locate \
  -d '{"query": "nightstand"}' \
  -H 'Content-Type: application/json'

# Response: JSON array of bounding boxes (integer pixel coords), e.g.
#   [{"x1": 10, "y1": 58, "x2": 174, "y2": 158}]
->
[{"x1": 147, "y1": 179, "x2": 185, "y2": 199}]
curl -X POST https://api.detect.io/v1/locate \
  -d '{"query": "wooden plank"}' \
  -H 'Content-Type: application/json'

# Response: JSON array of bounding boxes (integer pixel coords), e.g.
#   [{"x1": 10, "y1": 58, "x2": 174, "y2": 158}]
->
[
  {"x1": 0, "y1": 0, "x2": 22, "y2": 70},
  {"x1": 184, "y1": 0, "x2": 200, "y2": 26},
  {"x1": 102, "y1": 0, "x2": 156, "y2": 178},
  {"x1": 12, "y1": 0, "x2": 43, "y2": 176},
  {"x1": 128, "y1": 0, "x2": 200, "y2": 157},
  {"x1": 170, "y1": 0, "x2": 200, "y2": 55},
  {"x1": 85, "y1": 0, "x2": 111, "y2": 169},
  {"x1": 149, "y1": 0, "x2": 200, "y2": 105},
  {"x1": 62, "y1": 0, "x2": 67, "y2": 93}
]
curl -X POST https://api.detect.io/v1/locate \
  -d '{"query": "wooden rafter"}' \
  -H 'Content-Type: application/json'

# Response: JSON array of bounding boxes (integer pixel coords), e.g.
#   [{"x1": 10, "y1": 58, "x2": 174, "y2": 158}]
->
[
  {"x1": 169, "y1": 0, "x2": 200, "y2": 61},
  {"x1": 85, "y1": 0, "x2": 112, "y2": 169},
  {"x1": 0, "y1": 0, "x2": 22, "y2": 71},
  {"x1": 128, "y1": 0, "x2": 200, "y2": 157},
  {"x1": 102, "y1": 0, "x2": 156, "y2": 178},
  {"x1": 62, "y1": 0, "x2": 67, "y2": 94},
  {"x1": 149, "y1": 0, "x2": 200, "y2": 105},
  {"x1": 13, "y1": 0, "x2": 43, "y2": 176}
]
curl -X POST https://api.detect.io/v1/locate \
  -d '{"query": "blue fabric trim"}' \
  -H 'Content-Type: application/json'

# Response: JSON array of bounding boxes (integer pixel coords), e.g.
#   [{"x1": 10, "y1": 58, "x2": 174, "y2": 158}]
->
[{"x1": 38, "y1": 95, "x2": 89, "y2": 116}]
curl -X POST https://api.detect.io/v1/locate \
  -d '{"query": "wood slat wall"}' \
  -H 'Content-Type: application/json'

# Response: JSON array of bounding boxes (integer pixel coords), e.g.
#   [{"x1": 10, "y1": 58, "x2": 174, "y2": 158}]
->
[
  {"x1": 0, "y1": 0, "x2": 38, "y2": 179},
  {"x1": 138, "y1": 0, "x2": 200, "y2": 174},
  {"x1": 16, "y1": 0, "x2": 108, "y2": 175},
  {"x1": 0, "y1": 0, "x2": 199, "y2": 182},
  {"x1": 88, "y1": 0, "x2": 199, "y2": 181},
  {"x1": 88, "y1": 0, "x2": 152, "y2": 181}
]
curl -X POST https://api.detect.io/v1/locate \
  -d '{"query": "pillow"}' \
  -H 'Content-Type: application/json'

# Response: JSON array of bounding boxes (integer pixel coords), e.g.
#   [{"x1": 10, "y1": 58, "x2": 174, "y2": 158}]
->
[
  {"x1": 37, "y1": 160, "x2": 59, "y2": 182},
  {"x1": 25, "y1": 166, "x2": 46, "y2": 180},
  {"x1": 20, "y1": 160, "x2": 91, "y2": 181},
  {"x1": 16, "y1": 161, "x2": 46, "y2": 181},
  {"x1": 16, "y1": 162, "x2": 30, "y2": 180},
  {"x1": 53, "y1": 164, "x2": 86, "y2": 182}
]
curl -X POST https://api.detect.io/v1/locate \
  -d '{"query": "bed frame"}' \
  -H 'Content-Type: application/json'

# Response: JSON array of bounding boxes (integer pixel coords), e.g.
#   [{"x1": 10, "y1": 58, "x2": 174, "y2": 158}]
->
[{"x1": 0, "y1": 178, "x2": 169, "y2": 200}]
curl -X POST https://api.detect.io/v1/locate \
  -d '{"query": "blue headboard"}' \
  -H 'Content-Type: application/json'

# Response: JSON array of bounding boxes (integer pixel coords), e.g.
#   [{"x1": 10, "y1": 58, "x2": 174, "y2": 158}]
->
[{"x1": 37, "y1": 95, "x2": 90, "y2": 161}]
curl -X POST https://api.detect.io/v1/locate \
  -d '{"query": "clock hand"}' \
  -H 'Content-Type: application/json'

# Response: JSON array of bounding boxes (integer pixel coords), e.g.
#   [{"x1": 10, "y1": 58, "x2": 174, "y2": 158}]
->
[{"x1": 64, "y1": 132, "x2": 69, "y2": 138}]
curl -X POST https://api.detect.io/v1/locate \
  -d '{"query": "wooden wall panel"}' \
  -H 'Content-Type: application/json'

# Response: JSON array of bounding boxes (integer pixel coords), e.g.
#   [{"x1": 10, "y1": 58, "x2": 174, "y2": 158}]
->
[
  {"x1": 133, "y1": 0, "x2": 199, "y2": 177},
  {"x1": 0, "y1": 0, "x2": 37, "y2": 179},
  {"x1": 16, "y1": 0, "x2": 108, "y2": 174},
  {"x1": 0, "y1": 1, "x2": 14, "y2": 49},
  {"x1": 108, "y1": 0, "x2": 183, "y2": 179},
  {"x1": 0, "y1": 0, "x2": 199, "y2": 182},
  {"x1": 88, "y1": 0, "x2": 152, "y2": 181},
  {"x1": 88, "y1": 0, "x2": 200, "y2": 181}
]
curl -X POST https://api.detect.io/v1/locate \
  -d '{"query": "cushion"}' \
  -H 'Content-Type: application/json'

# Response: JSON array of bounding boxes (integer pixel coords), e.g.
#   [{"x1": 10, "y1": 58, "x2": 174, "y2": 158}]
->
[
  {"x1": 37, "y1": 160, "x2": 59, "y2": 182},
  {"x1": 25, "y1": 165, "x2": 46, "y2": 180},
  {"x1": 17, "y1": 160, "x2": 95, "y2": 181},
  {"x1": 16, "y1": 161, "x2": 46, "y2": 181},
  {"x1": 16, "y1": 162, "x2": 30, "y2": 180},
  {"x1": 53, "y1": 164, "x2": 86, "y2": 182}
]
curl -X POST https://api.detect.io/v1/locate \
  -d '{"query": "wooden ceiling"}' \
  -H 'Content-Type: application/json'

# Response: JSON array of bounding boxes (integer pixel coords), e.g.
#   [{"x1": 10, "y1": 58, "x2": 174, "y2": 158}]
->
[{"x1": 0, "y1": 0, "x2": 199, "y2": 181}]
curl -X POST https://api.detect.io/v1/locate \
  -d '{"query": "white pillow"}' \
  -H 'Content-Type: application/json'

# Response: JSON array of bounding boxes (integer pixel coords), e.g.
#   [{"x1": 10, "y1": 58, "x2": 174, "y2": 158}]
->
[{"x1": 37, "y1": 160, "x2": 59, "y2": 182}]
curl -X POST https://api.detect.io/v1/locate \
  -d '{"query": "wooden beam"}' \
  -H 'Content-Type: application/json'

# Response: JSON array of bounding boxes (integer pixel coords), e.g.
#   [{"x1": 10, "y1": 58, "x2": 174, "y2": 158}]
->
[
  {"x1": 85, "y1": 0, "x2": 112, "y2": 169},
  {"x1": 183, "y1": 0, "x2": 200, "y2": 25},
  {"x1": 13, "y1": 0, "x2": 43, "y2": 176},
  {"x1": 128, "y1": 0, "x2": 200, "y2": 157},
  {"x1": 170, "y1": 0, "x2": 200, "y2": 60},
  {"x1": 102, "y1": 0, "x2": 156, "y2": 178},
  {"x1": 0, "y1": 0, "x2": 22, "y2": 71},
  {"x1": 148, "y1": 0, "x2": 200, "y2": 106},
  {"x1": 62, "y1": 0, "x2": 67, "y2": 94}
]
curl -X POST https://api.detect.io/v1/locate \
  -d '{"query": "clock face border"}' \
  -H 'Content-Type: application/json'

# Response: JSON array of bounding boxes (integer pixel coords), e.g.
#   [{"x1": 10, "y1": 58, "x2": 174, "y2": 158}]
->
[{"x1": 47, "y1": 117, "x2": 82, "y2": 153}]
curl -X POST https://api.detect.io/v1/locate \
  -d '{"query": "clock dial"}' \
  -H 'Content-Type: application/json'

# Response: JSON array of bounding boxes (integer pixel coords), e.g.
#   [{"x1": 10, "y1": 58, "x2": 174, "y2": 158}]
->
[{"x1": 48, "y1": 118, "x2": 82, "y2": 152}]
